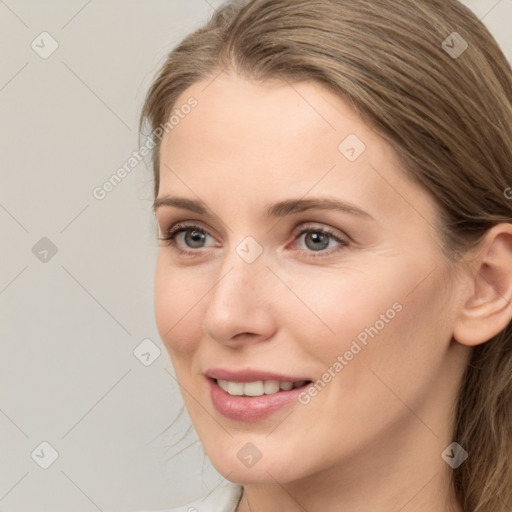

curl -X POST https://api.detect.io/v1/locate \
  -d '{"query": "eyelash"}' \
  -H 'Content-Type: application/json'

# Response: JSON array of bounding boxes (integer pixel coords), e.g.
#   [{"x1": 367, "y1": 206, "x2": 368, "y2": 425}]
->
[{"x1": 158, "y1": 222, "x2": 349, "y2": 259}]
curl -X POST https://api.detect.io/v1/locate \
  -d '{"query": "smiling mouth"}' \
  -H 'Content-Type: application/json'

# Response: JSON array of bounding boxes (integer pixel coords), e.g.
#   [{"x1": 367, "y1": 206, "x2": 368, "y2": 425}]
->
[{"x1": 213, "y1": 378, "x2": 312, "y2": 397}]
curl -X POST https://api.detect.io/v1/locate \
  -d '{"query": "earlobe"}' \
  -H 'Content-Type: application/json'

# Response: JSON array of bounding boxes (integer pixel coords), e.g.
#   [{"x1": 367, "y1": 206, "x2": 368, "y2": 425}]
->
[{"x1": 453, "y1": 224, "x2": 512, "y2": 347}]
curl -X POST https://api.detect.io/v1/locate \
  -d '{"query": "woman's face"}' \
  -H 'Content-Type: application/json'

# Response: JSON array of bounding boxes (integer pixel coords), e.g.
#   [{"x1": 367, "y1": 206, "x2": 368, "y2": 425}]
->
[{"x1": 154, "y1": 72, "x2": 469, "y2": 484}]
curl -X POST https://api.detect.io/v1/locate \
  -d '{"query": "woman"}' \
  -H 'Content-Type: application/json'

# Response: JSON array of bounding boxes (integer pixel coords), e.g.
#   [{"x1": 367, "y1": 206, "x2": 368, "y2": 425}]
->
[{"x1": 137, "y1": 0, "x2": 512, "y2": 510}]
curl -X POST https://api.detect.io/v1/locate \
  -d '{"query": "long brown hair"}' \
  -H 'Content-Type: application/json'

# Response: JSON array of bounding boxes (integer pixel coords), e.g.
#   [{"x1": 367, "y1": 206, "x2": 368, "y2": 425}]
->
[{"x1": 140, "y1": 1, "x2": 512, "y2": 510}]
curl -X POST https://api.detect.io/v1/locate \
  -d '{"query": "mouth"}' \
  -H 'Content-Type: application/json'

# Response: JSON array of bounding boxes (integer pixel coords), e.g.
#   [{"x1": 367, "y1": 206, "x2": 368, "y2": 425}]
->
[
  {"x1": 211, "y1": 378, "x2": 312, "y2": 397},
  {"x1": 206, "y1": 376, "x2": 314, "y2": 421}
]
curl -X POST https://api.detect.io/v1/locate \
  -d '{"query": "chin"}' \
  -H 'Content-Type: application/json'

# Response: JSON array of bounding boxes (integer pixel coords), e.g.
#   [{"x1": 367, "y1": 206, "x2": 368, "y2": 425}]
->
[{"x1": 206, "y1": 446, "x2": 307, "y2": 485}]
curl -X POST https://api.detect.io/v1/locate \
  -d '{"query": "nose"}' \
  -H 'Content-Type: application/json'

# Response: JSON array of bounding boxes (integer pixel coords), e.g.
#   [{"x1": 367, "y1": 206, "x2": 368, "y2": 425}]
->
[{"x1": 202, "y1": 249, "x2": 277, "y2": 347}]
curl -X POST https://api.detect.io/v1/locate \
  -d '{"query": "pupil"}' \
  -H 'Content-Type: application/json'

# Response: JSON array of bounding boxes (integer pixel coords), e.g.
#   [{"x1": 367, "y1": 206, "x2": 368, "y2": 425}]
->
[
  {"x1": 186, "y1": 230, "x2": 205, "y2": 248},
  {"x1": 306, "y1": 232, "x2": 329, "y2": 251}
]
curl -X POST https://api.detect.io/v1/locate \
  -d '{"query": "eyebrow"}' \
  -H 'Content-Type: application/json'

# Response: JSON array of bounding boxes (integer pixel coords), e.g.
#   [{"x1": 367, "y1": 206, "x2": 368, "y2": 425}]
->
[{"x1": 153, "y1": 195, "x2": 374, "y2": 220}]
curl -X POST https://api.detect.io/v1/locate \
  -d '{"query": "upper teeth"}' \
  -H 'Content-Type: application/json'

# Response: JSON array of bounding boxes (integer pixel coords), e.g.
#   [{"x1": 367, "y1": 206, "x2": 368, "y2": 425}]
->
[{"x1": 217, "y1": 379, "x2": 308, "y2": 397}]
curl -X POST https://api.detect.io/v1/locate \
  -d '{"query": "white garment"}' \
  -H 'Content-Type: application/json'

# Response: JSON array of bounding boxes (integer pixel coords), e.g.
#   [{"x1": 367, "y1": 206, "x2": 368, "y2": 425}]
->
[{"x1": 136, "y1": 481, "x2": 243, "y2": 512}]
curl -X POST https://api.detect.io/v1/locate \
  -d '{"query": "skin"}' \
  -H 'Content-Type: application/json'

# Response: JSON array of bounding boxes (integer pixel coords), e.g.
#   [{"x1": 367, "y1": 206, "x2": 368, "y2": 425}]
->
[{"x1": 153, "y1": 71, "x2": 512, "y2": 511}]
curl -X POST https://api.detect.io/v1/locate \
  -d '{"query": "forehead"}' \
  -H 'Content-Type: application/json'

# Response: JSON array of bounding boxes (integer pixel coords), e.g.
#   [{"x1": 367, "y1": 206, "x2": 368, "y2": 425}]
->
[
  {"x1": 158, "y1": 72, "x2": 434, "y2": 226},
  {"x1": 162, "y1": 72, "x2": 371, "y2": 167}
]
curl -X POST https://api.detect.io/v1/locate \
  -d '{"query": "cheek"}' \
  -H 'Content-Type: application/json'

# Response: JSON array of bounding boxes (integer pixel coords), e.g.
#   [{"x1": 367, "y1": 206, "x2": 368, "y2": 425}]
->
[
  {"x1": 286, "y1": 259, "x2": 453, "y2": 391},
  {"x1": 327, "y1": 268, "x2": 453, "y2": 420},
  {"x1": 154, "y1": 255, "x2": 205, "y2": 359},
  {"x1": 281, "y1": 265, "x2": 407, "y2": 356}
]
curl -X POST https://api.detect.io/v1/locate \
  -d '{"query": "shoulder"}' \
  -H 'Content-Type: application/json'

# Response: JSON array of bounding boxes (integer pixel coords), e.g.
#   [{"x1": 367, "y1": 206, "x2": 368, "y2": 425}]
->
[{"x1": 134, "y1": 481, "x2": 243, "y2": 512}]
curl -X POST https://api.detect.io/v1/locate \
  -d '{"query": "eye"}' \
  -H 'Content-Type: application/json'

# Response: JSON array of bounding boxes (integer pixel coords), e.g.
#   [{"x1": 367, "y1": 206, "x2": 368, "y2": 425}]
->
[
  {"x1": 291, "y1": 225, "x2": 349, "y2": 257},
  {"x1": 158, "y1": 222, "x2": 216, "y2": 254},
  {"x1": 159, "y1": 222, "x2": 349, "y2": 258}
]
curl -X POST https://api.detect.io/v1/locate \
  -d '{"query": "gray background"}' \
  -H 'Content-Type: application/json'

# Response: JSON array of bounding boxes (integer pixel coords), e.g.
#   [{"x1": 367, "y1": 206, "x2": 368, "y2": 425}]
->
[{"x1": 0, "y1": 1, "x2": 510, "y2": 511}]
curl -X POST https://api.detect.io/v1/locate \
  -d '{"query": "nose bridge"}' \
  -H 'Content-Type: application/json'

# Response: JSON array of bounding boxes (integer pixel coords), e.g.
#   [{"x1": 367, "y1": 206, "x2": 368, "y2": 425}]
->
[
  {"x1": 209, "y1": 241, "x2": 266, "y2": 310},
  {"x1": 202, "y1": 239, "x2": 275, "y2": 344}
]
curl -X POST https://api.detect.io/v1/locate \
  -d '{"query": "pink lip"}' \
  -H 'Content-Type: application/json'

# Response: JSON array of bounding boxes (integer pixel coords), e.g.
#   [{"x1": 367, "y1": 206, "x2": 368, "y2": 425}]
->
[
  {"x1": 206, "y1": 376, "x2": 312, "y2": 422},
  {"x1": 205, "y1": 368, "x2": 311, "y2": 383},
  {"x1": 207, "y1": 379, "x2": 309, "y2": 421}
]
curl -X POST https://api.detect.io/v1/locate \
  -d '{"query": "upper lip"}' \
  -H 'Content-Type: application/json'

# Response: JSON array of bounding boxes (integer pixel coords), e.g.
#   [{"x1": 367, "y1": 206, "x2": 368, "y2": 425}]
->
[{"x1": 205, "y1": 368, "x2": 312, "y2": 383}]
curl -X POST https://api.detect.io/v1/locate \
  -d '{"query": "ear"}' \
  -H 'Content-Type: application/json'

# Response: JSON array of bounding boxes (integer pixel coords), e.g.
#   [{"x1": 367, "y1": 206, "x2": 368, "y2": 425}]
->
[{"x1": 453, "y1": 223, "x2": 512, "y2": 347}]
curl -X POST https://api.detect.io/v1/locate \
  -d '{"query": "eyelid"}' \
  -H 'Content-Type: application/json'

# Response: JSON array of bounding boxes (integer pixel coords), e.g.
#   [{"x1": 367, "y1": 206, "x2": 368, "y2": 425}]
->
[
  {"x1": 291, "y1": 222, "x2": 349, "y2": 242},
  {"x1": 159, "y1": 221, "x2": 219, "y2": 249}
]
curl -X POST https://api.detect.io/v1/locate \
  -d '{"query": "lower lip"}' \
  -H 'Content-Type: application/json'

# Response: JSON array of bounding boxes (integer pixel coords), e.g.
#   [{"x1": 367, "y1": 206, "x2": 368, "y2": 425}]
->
[{"x1": 208, "y1": 378, "x2": 309, "y2": 421}]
